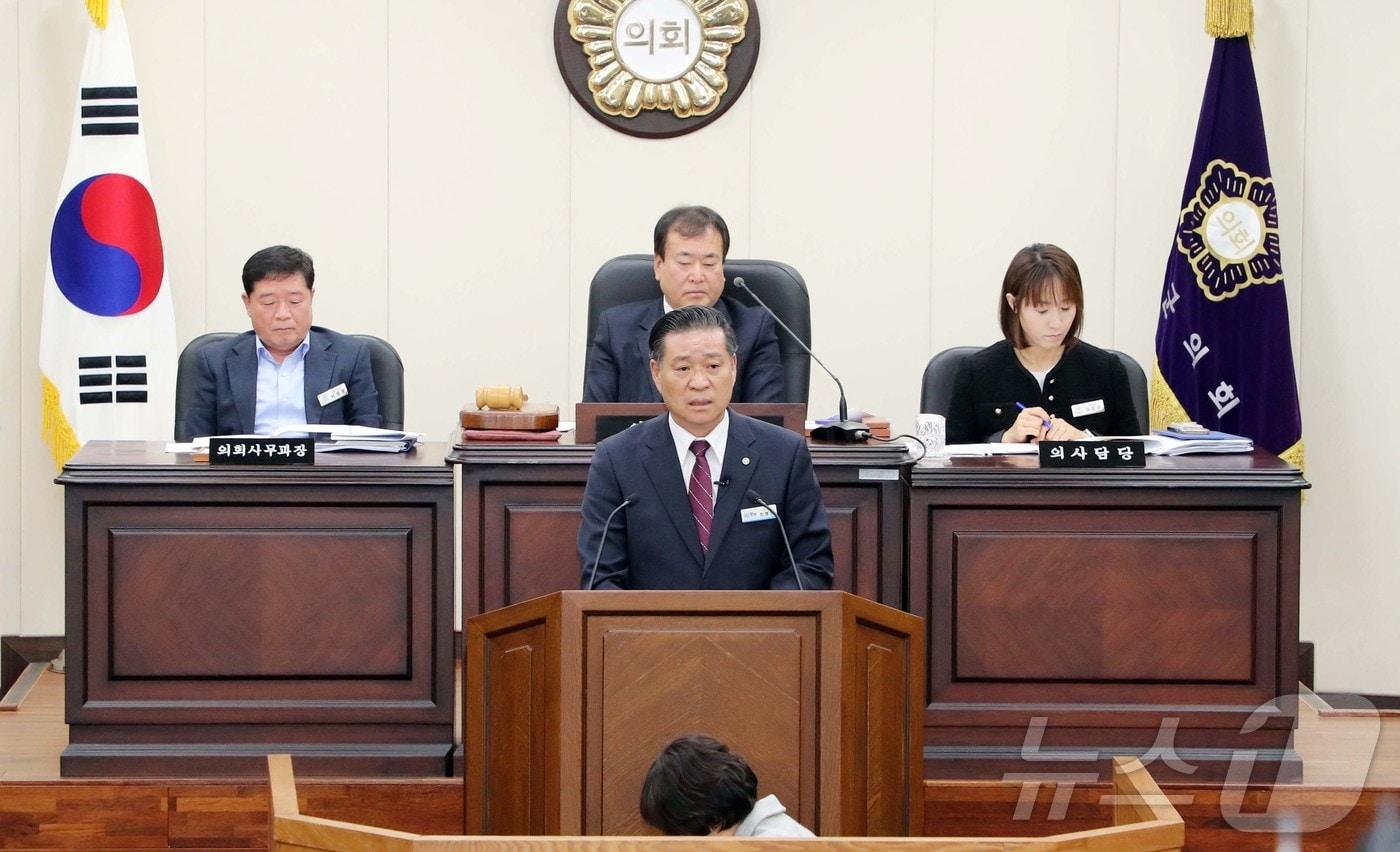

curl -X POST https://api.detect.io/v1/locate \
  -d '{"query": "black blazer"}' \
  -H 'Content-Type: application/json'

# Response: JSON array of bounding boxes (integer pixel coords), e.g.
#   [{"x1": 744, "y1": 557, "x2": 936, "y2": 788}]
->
[
  {"x1": 577, "y1": 412, "x2": 833, "y2": 590},
  {"x1": 182, "y1": 326, "x2": 382, "y2": 437},
  {"x1": 946, "y1": 339, "x2": 1138, "y2": 443},
  {"x1": 582, "y1": 295, "x2": 785, "y2": 403}
]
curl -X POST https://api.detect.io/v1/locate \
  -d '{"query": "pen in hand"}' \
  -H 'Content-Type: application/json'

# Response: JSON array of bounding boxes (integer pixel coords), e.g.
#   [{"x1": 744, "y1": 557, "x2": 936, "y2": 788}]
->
[{"x1": 1015, "y1": 401, "x2": 1053, "y2": 432}]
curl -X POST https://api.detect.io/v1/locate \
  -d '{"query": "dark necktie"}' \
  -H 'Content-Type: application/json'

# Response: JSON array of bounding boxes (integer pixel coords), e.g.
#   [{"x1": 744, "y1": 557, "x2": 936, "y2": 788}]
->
[{"x1": 687, "y1": 439, "x2": 713, "y2": 553}]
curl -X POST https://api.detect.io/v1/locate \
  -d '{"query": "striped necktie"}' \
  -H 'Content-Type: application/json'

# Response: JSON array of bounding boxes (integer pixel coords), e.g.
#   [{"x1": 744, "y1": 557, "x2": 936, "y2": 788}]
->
[{"x1": 688, "y1": 439, "x2": 713, "y2": 553}]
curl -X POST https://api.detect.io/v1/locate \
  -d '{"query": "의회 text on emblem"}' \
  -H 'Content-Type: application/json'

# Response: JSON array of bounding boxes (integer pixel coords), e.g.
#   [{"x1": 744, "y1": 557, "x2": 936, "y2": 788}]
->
[
  {"x1": 1174, "y1": 158, "x2": 1284, "y2": 302},
  {"x1": 567, "y1": 0, "x2": 749, "y2": 119}
]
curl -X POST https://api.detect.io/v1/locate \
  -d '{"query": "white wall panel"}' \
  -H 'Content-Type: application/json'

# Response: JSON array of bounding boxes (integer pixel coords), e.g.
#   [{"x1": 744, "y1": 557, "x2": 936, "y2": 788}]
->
[
  {"x1": 389, "y1": 0, "x2": 571, "y2": 429},
  {"x1": 125, "y1": 0, "x2": 205, "y2": 354},
  {"x1": 1298, "y1": 0, "x2": 1400, "y2": 692},
  {"x1": 750, "y1": 0, "x2": 935, "y2": 430},
  {"x1": 930, "y1": 0, "x2": 1119, "y2": 378},
  {"x1": 204, "y1": 0, "x2": 388, "y2": 339},
  {"x1": 16, "y1": 0, "x2": 87, "y2": 635},
  {"x1": 1112, "y1": 1, "x2": 1210, "y2": 373},
  {"x1": 0, "y1": 0, "x2": 21, "y2": 634}
]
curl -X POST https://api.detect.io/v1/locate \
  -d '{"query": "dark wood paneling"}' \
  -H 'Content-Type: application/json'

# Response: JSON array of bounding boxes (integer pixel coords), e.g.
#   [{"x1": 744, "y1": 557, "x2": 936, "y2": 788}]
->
[
  {"x1": 483, "y1": 621, "x2": 550, "y2": 836},
  {"x1": 465, "y1": 592, "x2": 924, "y2": 839},
  {"x1": 454, "y1": 439, "x2": 909, "y2": 617},
  {"x1": 110, "y1": 526, "x2": 411, "y2": 679},
  {"x1": 949, "y1": 525, "x2": 1257, "y2": 683},
  {"x1": 588, "y1": 616, "x2": 813, "y2": 835},
  {"x1": 58, "y1": 442, "x2": 456, "y2": 777},
  {"x1": 909, "y1": 453, "x2": 1307, "y2": 782},
  {"x1": 0, "y1": 779, "x2": 463, "y2": 850},
  {"x1": 842, "y1": 617, "x2": 916, "y2": 836}
]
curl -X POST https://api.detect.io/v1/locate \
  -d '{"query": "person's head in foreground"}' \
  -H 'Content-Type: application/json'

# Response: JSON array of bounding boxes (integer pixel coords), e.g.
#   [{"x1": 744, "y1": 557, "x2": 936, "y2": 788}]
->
[{"x1": 639, "y1": 733, "x2": 815, "y2": 837}]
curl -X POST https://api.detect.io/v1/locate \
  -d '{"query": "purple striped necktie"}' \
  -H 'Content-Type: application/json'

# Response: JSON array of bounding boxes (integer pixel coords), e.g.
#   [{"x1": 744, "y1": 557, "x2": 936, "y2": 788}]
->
[{"x1": 687, "y1": 439, "x2": 713, "y2": 553}]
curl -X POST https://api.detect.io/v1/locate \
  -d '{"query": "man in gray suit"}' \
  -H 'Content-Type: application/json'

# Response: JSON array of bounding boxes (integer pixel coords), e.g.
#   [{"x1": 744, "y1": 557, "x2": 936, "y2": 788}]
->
[{"x1": 181, "y1": 245, "x2": 380, "y2": 437}]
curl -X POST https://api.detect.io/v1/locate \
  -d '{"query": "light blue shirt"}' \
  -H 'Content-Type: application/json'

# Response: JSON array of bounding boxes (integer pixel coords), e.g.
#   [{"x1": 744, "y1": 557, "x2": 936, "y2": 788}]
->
[{"x1": 253, "y1": 334, "x2": 310, "y2": 435}]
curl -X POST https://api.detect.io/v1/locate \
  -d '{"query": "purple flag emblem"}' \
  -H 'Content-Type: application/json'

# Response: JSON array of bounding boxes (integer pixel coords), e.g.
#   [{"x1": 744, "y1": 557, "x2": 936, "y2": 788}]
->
[{"x1": 1153, "y1": 36, "x2": 1303, "y2": 464}]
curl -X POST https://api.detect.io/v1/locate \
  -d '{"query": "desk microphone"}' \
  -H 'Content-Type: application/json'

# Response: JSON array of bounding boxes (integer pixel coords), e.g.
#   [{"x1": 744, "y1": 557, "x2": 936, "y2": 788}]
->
[
  {"x1": 746, "y1": 488, "x2": 804, "y2": 592},
  {"x1": 731, "y1": 276, "x2": 869, "y2": 443},
  {"x1": 585, "y1": 495, "x2": 636, "y2": 591}
]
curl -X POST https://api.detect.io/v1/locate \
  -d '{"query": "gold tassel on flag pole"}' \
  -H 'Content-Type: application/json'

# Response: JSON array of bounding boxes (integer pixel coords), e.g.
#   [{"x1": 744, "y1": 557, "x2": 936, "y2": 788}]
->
[
  {"x1": 86, "y1": 0, "x2": 110, "y2": 30},
  {"x1": 1205, "y1": 0, "x2": 1253, "y2": 39},
  {"x1": 41, "y1": 376, "x2": 82, "y2": 471}
]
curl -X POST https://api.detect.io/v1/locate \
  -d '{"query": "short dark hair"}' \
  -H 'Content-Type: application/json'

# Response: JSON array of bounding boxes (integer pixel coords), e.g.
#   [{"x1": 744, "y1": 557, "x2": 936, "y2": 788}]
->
[
  {"x1": 998, "y1": 242, "x2": 1085, "y2": 349},
  {"x1": 653, "y1": 206, "x2": 730, "y2": 259},
  {"x1": 242, "y1": 245, "x2": 315, "y2": 294},
  {"x1": 640, "y1": 734, "x2": 758, "y2": 836},
  {"x1": 648, "y1": 305, "x2": 738, "y2": 364}
]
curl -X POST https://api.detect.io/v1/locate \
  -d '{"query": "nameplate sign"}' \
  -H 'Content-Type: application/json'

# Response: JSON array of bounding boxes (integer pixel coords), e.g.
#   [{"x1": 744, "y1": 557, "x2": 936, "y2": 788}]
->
[
  {"x1": 210, "y1": 437, "x2": 316, "y2": 466},
  {"x1": 1039, "y1": 440, "x2": 1145, "y2": 468}
]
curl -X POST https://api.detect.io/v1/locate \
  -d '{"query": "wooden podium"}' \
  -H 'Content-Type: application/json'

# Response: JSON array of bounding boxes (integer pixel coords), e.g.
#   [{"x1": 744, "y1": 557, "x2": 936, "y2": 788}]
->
[{"x1": 464, "y1": 591, "x2": 924, "y2": 838}]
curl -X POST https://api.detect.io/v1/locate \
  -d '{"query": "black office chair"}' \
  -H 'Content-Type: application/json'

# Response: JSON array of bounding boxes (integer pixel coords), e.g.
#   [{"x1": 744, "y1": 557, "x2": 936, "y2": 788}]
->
[
  {"x1": 173, "y1": 331, "x2": 405, "y2": 440},
  {"x1": 919, "y1": 345, "x2": 1150, "y2": 434},
  {"x1": 584, "y1": 254, "x2": 812, "y2": 404}
]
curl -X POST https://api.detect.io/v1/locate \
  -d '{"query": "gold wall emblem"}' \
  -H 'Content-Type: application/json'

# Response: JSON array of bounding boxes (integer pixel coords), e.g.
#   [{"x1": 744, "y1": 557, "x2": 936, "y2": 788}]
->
[
  {"x1": 567, "y1": 0, "x2": 749, "y2": 119},
  {"x1": 1174, "y1": 159, "x2": 1284, "y2": 302}
]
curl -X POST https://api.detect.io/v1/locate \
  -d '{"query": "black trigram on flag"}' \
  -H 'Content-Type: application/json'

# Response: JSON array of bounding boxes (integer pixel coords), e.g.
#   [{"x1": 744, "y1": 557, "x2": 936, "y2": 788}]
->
[
  {"x1": 80, "y1": 86, "x2": 139, "y2": 136},
  {"x1": 77, "y1": 354, "x2": 148, "y2": 404}
]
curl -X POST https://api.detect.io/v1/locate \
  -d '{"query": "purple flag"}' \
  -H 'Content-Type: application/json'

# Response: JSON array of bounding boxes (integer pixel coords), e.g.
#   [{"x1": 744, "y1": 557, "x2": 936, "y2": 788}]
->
[{"x1": 1153, "y1": 36, "x2": 1302, "y2": 465}]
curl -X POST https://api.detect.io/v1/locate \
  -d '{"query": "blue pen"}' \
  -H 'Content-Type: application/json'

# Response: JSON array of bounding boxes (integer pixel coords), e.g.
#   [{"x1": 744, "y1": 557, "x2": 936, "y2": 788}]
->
[{"x1": 1015, "y1": 401, "x2": 1053, "y2": 431}]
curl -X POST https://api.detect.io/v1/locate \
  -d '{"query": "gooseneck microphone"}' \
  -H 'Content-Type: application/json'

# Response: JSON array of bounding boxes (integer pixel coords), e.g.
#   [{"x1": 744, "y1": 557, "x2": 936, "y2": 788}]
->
[
  {"x1": 585, "y1": 496, "x2": 636, "y2": 591},
  {"x1": 731, "y1": 276, "x2": 868, "y2": 443},
  {"x1": 746, "y1": 488, "x2": 805, "y2": 592}
]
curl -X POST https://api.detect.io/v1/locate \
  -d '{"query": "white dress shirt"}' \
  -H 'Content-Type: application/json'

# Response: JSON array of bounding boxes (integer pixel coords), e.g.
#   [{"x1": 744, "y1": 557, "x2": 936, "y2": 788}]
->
[
  {"x1": 253, "y1": 333, "x2": 310, "y2": 435},
  {"x1": 668, "y1": 410, "x2": 729, "y2": 501}
]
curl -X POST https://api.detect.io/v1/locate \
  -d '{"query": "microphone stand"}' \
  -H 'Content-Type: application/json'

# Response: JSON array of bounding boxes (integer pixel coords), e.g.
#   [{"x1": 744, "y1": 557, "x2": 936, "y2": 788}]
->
[{"x1": 732, "y1": 277, "x2": 868, "y2": 443}]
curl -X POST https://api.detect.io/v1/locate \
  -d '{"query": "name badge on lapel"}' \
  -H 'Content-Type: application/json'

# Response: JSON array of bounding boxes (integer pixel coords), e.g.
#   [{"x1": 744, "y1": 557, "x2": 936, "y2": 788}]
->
[
  {"x1": 741, "y1": 505, "x2": 776, "y2": 524},
  {"x1": 1071, "y1": 399, "x2": 1105, "y2": 418},
  {"x1": 317, "y1": 383, "x2": 348, "y2": 407}
]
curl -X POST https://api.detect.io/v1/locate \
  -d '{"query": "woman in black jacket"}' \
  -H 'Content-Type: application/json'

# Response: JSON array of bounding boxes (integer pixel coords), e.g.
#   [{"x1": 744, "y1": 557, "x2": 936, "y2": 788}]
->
[{"x1": 946, "y1": 243, "x2": 1138, "y2": 444}]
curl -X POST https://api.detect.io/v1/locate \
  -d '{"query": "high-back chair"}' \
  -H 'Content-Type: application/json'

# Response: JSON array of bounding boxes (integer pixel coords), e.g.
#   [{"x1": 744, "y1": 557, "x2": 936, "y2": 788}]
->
[
  {"x1": 173, "y1": 332, "x2": 405, "y2": 440},
  {"x1": 585, "y1": 255, "x2": 812, "y2": 405}
]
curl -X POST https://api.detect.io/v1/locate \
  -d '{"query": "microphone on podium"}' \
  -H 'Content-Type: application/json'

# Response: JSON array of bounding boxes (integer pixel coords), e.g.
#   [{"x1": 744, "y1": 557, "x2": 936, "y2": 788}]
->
[
  {"x1": 585, "y1": 495, "x2": 637, "y2": 591},
  {"x1": 731, "y1": 276, "x2": 869, "y2": 443},
  {"x1": 746, "y1": 488, "x2": 805, "y2": 592}
]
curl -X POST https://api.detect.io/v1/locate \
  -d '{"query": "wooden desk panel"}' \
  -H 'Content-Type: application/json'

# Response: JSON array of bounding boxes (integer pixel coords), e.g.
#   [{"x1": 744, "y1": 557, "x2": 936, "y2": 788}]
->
[
  {"x1": 909, "y1": 452, "x2": 1307, "y2": 783},
  {"x1": 451, "y1": 436, "x2": 910, "y2": 618},
  {"x1": 58, "y1": 441, "x2": 456, "y2": 778}
]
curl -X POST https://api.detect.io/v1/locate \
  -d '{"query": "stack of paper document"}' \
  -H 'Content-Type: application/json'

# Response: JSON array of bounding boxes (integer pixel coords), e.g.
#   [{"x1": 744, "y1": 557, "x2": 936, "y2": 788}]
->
[
  {"x1": 1138, "y1": 430, "x2": 1253, "y2": 455},
  {"x1": 939, "y1": 431, "x2": 1254, "y2": 458},
  {"x1": 166, "y1": 426, "x2": 426, "y2": 455},
  {"x1": 275, "y1": 424, "x2": 425, "y2": 453},
  {"x1": 942, "y1": 443, "x2": 1041, "y2": 457}
]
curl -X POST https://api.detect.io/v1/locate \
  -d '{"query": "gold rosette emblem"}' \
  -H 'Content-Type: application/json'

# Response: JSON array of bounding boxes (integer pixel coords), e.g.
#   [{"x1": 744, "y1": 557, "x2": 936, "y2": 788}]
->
[
  {"x1": 567, "y1": 0, "x2": 749, "y2": 119},
  {"x1": 1174, "y1": 158, "x2": 1284, "y2": 302}
]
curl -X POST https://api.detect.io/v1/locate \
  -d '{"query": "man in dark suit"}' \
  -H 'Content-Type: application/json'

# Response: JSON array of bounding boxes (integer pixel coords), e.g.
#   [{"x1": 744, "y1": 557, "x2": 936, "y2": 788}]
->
[
  {"x1": 582, "y1": 206, "x2": 785, "y2": 403},
  {"x1": 181, "y1": 245, "x2": 381, "y2": 437},
  {"x1": 578, "y1": 305, "x2": 832, "y2": 590}
]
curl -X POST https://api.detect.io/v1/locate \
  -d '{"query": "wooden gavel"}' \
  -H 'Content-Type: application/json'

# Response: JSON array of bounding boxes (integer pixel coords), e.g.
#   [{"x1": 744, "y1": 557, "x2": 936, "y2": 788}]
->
[{"x1": 475, "y1": 385, "x2": 528, "y2": 411}]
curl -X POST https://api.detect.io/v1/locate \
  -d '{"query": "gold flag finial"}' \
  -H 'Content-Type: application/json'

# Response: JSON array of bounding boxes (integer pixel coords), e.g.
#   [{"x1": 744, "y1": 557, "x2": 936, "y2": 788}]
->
[
  {"x1": 86, "y1": 0, "x2": 109, "y2": 29},
  {"x1": 1205, "y1": 0, "x2": 1253, "y2": 39}
]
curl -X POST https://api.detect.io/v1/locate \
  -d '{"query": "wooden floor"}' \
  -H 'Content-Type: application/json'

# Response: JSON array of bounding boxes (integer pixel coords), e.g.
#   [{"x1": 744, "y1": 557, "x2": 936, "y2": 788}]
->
[{"x1": 3, "y1": 669, "x2": 1400, "y2": 849}]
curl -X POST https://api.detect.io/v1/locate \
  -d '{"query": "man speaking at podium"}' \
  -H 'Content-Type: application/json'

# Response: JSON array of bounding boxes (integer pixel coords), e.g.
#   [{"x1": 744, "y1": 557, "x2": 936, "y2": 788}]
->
[{"x1": 578, "y1": 305, "x2": 832, "y2": 590}]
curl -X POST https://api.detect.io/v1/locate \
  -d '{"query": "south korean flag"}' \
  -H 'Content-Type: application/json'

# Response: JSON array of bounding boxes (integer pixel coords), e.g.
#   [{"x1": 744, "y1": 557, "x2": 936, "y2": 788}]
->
[{"x1": 39, "y1": 0, "x2": 176, "y2": 468}]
